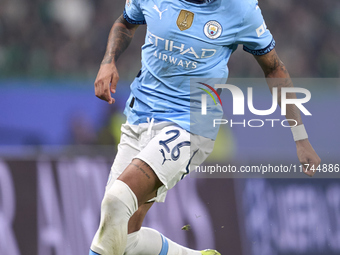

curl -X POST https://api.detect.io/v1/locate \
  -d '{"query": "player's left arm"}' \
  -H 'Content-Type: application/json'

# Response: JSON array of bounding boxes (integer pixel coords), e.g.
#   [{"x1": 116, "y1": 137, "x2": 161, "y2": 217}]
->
[{"x1": 254, "y1": 49, "x2": 321, "y2": 176}]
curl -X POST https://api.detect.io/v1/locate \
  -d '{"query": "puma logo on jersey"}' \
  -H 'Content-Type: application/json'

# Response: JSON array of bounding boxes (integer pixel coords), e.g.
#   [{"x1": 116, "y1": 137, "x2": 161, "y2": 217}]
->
[
  {"x1": 160, "y1": 149, "x2": 171, "y2": 165},
  {"x1": 153, "y1": 5, "x2": 168, "y2": 20}
]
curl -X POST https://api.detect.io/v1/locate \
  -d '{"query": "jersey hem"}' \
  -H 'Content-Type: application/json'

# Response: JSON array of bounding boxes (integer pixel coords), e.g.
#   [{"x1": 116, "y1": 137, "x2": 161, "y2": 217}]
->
[
  {"x1": 243, "y1": 38, "x2": 276, "y2": 56},
  {"x1": 123, "y1": 9, "x2": 146, "y2": 25}
]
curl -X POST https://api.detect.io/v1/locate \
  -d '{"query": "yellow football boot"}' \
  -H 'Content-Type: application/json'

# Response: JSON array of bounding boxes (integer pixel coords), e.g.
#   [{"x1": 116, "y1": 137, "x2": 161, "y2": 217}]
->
[{"x1": 200, "y1": 249, "x2": 221, "y2": 255}]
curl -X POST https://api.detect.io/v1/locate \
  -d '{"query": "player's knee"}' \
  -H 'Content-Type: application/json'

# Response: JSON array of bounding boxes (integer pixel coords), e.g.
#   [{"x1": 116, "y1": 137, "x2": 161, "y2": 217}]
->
[
  {"x1": 100, "y1": 180, "x2": 138, "y2": 223},
  {"x1": 90, "y1": 181, "x2": 137, "y2": 254}
]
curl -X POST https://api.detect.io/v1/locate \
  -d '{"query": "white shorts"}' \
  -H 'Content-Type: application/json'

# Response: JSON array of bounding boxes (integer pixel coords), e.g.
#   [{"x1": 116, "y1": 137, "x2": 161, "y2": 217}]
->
[{"x1": 106, "y1": 121, "x2": 214, "y2": 202}]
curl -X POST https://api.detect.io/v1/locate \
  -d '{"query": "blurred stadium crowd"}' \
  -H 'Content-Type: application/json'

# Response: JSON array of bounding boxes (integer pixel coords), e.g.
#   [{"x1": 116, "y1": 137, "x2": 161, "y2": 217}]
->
[
  {"x1": 1, "y1": 0, "x2": 340, "y2": 80},
  {"x1": 1, "y1": 0, "x2": 339, "y2": 146},
  {"x1": 1, "y1": 3, "x2": 339, "y2": 255}
]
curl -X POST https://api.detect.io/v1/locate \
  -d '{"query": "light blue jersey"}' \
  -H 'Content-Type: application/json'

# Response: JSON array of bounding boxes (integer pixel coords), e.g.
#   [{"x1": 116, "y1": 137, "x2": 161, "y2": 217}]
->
[{"x1": 123, "y1": 0, "x2": 275, "y2": 140}]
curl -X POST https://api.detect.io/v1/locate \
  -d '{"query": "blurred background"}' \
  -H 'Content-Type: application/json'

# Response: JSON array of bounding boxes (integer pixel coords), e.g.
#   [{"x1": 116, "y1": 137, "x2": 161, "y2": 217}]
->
[{"x1": 0, "y1": 0, "x2": 340, "y2": 255}]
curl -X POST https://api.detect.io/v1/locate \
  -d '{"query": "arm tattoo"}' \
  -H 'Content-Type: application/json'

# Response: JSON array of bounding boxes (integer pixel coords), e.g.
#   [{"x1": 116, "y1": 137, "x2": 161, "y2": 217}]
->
[
  {"x1": 130, "y1": 163, "x2": 151, "y2": 179},
  {"x1": 259, "y1": 51, "x2": 303, "y2": 126},
  {"x1": 101, "y1": 15, "x2": 137, "y2": 65},
  {"x1": 265, "y1": 51, "x2": 289, "y2": 77}
]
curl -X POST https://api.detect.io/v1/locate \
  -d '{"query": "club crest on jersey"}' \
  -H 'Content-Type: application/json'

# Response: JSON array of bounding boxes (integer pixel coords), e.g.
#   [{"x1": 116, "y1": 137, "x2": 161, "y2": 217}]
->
[
  {"x1": 204, "y1": 21, "x2": 222, "y2": 39},
  {"x1": 177, "y1": 10, "x2": 194, "y2": 31},
  {"x1": 126, "y1": 0, "x2": 131, "y2": 7}
]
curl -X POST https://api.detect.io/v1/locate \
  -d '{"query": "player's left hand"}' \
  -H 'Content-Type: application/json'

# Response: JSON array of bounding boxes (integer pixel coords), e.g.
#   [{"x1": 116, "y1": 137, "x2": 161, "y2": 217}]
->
[{"x1": 296, "y1": 139, "x2": 321, "y2": 177}]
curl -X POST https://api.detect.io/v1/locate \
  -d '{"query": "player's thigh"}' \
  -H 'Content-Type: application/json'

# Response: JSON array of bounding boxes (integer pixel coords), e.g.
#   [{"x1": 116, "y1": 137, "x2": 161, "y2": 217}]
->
[
  {"x1": 135, "y1": 125, "x2": 214, "y2": 200},
  {"x1": 118, "y1": 158, "x2": 163, "y2": 206},
  {"x1": 106, "y1": 124, "x2": 140, "y2": 190},
  {"x1": 116, "y1": 123, "x2": 214, "y2": 205},
  {"x1": 107, "y1": 122, "x2": 163, "y2": 205},
  {"x1": 134, "y1": 125, "x2": 195, "y2": 201},
  {"x1": 118, "y1": 125, "x2": 191, "y2": 205}
]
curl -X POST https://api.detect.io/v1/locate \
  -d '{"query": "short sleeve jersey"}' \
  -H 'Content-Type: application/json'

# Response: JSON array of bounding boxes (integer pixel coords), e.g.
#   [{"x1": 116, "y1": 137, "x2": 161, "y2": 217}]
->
[{"x1": 123, "y1": 0, "x2": 275, "y2": 140}]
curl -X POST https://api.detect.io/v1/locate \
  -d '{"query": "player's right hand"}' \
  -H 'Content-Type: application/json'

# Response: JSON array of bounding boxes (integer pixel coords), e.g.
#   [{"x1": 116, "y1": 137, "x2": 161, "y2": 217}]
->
[{"x1": 94, "y1": 63, "x2": 119, "y2": 104}]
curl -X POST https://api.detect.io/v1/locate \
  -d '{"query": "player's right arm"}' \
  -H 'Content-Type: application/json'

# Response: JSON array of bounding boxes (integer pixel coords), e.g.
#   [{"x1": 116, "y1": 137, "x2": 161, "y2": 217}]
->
[{"x1": 94, "y1": 15, "x2": 139, "y2": 104}]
